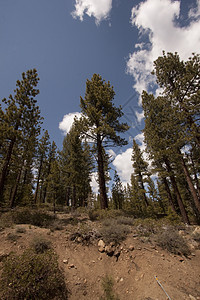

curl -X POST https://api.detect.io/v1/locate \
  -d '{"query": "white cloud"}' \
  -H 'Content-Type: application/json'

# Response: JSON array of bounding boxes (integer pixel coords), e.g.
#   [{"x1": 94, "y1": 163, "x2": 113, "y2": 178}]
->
[
  {"x1": 135, "y1": 111, "x2": 144, "y2": 123},
  {"x1": 107, "y1": 149, "x2": 116, "y2": 159},
  {"x1": 112, "y1": 148, "x2": 132, "y2": 185},
  {"x1": 189, "y1": 0, "x2": 200, "y2": 19},
  {"x1": 127, "y1": 0, "x2": 200, "y2": 109},
  {"x1": 90, "y1": 172, "x2": 99, "y2": 193},
  {"x1": 72, "y1": 0, "x2": 112, "y2": 24},
  {"x1": 59, "y1": 112, "x2": 82, "y2": 135}
]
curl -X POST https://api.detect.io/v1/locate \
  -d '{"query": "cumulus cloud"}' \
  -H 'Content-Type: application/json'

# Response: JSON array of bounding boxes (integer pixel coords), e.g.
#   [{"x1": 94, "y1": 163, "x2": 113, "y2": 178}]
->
[
  {"x1": 127, "y1": 0, "x2": 200, "y2": 108},
  {"x1": 189, "y1": 0, "x2": 200, "y2": 19},
  {"x1": 112, "y1": 148, "x2": 132, "y2": 185},
  {"x1": 72, "y1": 0, "x2": 112, "y2": 24},
  {"x1": 59, "y1": 112, "x2": 82, "y2": 135},
  {"x1": 90, "y1": 172, "x2": 99, "y2": 193}
]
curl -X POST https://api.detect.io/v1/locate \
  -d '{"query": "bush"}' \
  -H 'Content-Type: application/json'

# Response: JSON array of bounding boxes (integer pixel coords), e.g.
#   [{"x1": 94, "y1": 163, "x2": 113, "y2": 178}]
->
[
  {"x1": 0, "y1": 249, "x2": 68, "y2": 299},
  {"x1": 88, "y1": 209, "x2": 99, "y2": 221},
  {"x1": 154, "y1": 229, "x2": 191, "y2": 256},
  {"x1": 11, "y1": 208, "x2": 55, "y2": 228},
  {"x1": 15, "y1": 227, "x2": 26, "y2": 234},
  {"x1": 100, "y1": 275, "x2": 119, "y2": 300},
  {"x1": 116, "y1": 216, "x2": 133, "y2": 226},
  {"x1": 31, "y1": 236, "x2": 52, "y2": 254},
  {"x1": 100, "y1": 219, "x2": 130, "y2": 244},
  {"x1": 6, "y1": 233, "x2": 20, "y2": 242}
]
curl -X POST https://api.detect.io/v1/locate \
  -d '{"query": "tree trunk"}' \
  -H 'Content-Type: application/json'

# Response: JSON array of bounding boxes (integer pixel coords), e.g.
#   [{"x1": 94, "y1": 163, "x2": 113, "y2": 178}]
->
[
  {"x1": 71, "y1": 185, "x2": 76, "y2": 208},
  {"x1": 0, "y1": 138, "x2": 15, "y2": 200},
  {"x1": 138, "y1": 171, "x2": 149, "y2": 207},
  {"x1": 97, "y1": 134, "x2": 108, "y2": 209},
  {"x1": 179, "y1": 152, "x2": 200, "y2": 214},
  {"x1": 164, "y1": 157, "x2": 190, "y2": 224},
  {"x1": 161, "y1": 176, "x2": 177, "y2": 213},
  {"x1": 34, "y1": 158, "x2": 43, "y2": 204},
  {"x1": 10, "y1": 165, "x2": 23, "y2": 208}
]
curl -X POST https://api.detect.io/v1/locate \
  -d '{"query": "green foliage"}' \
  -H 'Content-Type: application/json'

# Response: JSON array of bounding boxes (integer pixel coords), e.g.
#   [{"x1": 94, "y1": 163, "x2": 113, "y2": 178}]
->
[
  {"x1": 116, "y1": 216, "x2": 134, "y2": 226},
  {"x1": 100, "y1": 275, "x2": 119, "y2": 300},
  {"x1": 154, "y1": 229, "x2": 190, "y2": 256},
  {"x1": 10, "y1": 207, "x2": 55, "y2": 227},
  {"x1": 100, "y1": 218, "x2": 130, "y2": 244},
  {"x1": 79, "y1": 74, "x2": 129, "y2": 209},
  {"x1": 15, "y1": 227, "x2": 26, "y2": 234},
  {"x1": 6, "y1": 233, "x2": 20, "y2": 242},
  {"x1": 31, "y1": 236, "x2": 52, "y2": 253},
  {"x1": 0, "y1": 249, "x2": 68, "y2": 299}
]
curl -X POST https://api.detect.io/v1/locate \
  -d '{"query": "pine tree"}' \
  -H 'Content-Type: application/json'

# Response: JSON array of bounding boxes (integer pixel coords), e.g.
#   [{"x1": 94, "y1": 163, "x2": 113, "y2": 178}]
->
[
  {"x1": 60, "y1": 123, "x2": 93, "y2": 208},
  {"x1": 34, "y1": 130, "x2": 50, "y2": 204},
  {"x1": 131, "y1": 139, "x2": 149, "y2": 208},
  {"x1": 111, "y1": 171, "x2": 124, "y2": 209},
  {"x1": 78, "y1": 74, "x2": 129, "y2": 209},
  {"x1": 153, "y1": 52, "x2": 200, "y2": 147},
  {"x1": 0, "y1": 69, "x2": 42, "y2": 203}
]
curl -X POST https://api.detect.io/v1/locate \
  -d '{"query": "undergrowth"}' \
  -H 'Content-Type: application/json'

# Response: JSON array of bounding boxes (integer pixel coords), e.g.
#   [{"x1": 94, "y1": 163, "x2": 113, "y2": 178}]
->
[{"x1": 0, "y1": 249, "x2": 68, "y2": 299}]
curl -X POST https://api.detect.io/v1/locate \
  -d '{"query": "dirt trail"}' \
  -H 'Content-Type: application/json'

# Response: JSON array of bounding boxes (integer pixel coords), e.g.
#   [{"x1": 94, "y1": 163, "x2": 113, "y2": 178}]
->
[{"x1": 0, "y1": 214, "x2": 200, "y2": 300}]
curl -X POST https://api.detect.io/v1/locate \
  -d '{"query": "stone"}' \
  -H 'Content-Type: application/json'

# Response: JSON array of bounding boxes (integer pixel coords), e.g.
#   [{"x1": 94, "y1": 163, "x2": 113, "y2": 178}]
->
[
  {"x1": 129, "y1": 245, "x2": 134, "y2": 251},
  {"x1": 68, "y1": 264, "x2": 75, "y2": 269},
  {"x1": 77, "y1": 237, "x2": 82, "y2": 243},
  {"x1": 105, "y1": 245, "x2": 115, "y2": 256},
  {"x1": 63, "y1": 259, "x2": 68, "y2": 264},
  {"x1": 189, "y1": 295, "x2": 196, "y2": 300},
  {"x1": 98, "y1": 246, "x2": 105, "y2": 253},
  {"x1": 98, "y1": 239, "x2": 105, "y2": 248}
]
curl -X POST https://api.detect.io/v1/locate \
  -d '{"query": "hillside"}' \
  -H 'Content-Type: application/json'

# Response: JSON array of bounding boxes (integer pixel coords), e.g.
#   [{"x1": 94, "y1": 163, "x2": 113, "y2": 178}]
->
[{"x1": 0, "y1": 208, "x2": 200, "y2": 300}]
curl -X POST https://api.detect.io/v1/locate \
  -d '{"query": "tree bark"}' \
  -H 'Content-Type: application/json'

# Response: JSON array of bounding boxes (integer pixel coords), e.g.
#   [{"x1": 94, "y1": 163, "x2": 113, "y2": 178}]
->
[
  {"x1": 161, "y1": 176, "x2": 177, "y2": 213},
  {"x1": 97, "y1": 134, "x2": 108, "y2": 209},
  {"x1": 164, "y1": 157, "x2": 190, "y2": 224},
  {"x1": 34, "y1": 157, "x2": 43, "y2": 204},
  {"x1": 0, "y1": 138, "x2": 15, "y2": 200},
  {"x1": 10, "y1": 165, "x2": 23, "y2": 208},
  {"x1": 179, "y1": 152, "x2": 200, "y2": 214}
]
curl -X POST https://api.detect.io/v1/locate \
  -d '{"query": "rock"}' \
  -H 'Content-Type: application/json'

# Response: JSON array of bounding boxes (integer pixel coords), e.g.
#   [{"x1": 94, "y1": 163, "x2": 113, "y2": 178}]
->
[
  {"x1": 110, "y1": 241, "x2": 115, "y2": 247},
  {"x1": 129, "y1": 245, "x2": 134, "y2": 251},
  {"x1": 68, "y1": 264, "x2": 75, "y2": 269},
  {"x1": 114, "y1": 248, "x2": 121, "y2": 261},
  {"x1": 120, "y1": 277, "x2": 124, "y2": 282},
  {"x1": 83, "y1": 291, "x2": 87, "y2": 296},
  {"x1": 105, "y1": 245, "x2": 115, "y2": 256},
  {"x1": 98, "y1": 246, "x2": 105, "y2": 253},
  {"x1": 193, "y1": 226, "x2": 200, "y2": 235},
  {"x1": 189, "y1": 295, "x2": 196, "y2": 300},
  {"x1": 77, "y1": 237, "x2": 82, "y2": 243},
  {"x1": 63, "y1": 259, "x2": 68, "y2": 264},
  {"x1": 98, "y1": 239, "x2": 105, "y2": 248}
]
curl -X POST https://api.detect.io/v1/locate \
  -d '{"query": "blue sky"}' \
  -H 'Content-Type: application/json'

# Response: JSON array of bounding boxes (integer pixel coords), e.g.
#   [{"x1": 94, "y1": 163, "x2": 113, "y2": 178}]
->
[{"x1": 1, "y1": 0, "x2": 200, "y2": 190}]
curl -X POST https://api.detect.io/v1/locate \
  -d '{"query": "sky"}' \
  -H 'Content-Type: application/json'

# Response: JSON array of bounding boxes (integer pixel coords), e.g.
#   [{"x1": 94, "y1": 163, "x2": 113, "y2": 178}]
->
[{"x1": 0, "y1": 0, "x2": 200, "y2": 191}]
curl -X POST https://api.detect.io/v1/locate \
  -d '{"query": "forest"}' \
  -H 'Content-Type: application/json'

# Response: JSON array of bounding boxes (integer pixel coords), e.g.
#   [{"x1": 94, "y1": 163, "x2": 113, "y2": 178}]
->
[{"x1": 0, "y1": 52, "x2": 200, "y2": 225}]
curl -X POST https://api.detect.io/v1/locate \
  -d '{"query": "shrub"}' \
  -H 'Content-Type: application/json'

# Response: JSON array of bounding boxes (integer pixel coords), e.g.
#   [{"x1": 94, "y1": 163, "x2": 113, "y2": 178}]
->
[
  {"x1": 15, "y1": 227, "x2": 26, "y2": 234},
  {"x1": 100, "y1": 275, "x2": 119, "y2": 300},
  {"x1": 31, "y1": 236, "x2": 52, "y2": 254},
  {"x1": 154, "y1": 229, "x2": 191, "y2": 256},
  {"x1": 11, "y1": 208, "x2": 55, "y2": 228},
  {"x1": 0, "y1": 249, "x2": 68, "y2": 299},
  {"x1": 100, "y1": 219, "x2": 130, "y2": 244},
  {"x1": 6, "y1": 233, "x2": 20, "y2": 242},
  {"x1": 116, "y1": 216, "x2": 133, "y2": 226},
  {"x1": 88, "y1": 209, "x2": 99, "y2": 221}
]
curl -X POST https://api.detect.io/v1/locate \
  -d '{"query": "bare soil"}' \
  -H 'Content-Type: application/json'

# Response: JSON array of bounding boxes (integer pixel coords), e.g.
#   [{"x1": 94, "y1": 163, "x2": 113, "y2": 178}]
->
[{"x1": 0, "y1": 212, "x2": 200, "y2": 300}]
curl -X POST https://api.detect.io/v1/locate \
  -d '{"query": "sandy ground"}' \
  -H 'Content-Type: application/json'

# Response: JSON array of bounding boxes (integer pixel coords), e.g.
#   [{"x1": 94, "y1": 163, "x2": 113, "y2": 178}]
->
[{"x1": 0, "y1": 213, "x2": 200, "y2": 300}]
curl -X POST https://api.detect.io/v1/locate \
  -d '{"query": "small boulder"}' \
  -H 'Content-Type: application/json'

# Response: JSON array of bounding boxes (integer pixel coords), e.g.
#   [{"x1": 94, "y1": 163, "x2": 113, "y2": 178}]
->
[
  {"x1": 105, "y1": 245, "x2": 115, "y2": 256},
  {"x1": 98, "y1": 239, "x2": 105, "y2": 248}
]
